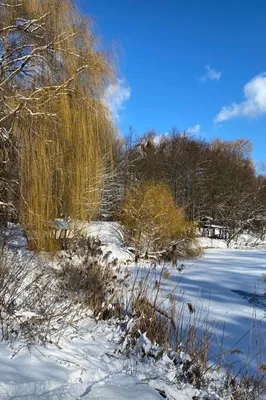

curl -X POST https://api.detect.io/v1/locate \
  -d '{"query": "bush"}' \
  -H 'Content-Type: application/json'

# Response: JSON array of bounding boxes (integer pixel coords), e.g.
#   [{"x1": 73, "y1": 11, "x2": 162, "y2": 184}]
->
[
  {"x1": 57, "y1": 236, "x2": 128, "y2": 319},
  {"x1": 0, "y1": 246, "x2": 83, "y2": 344},
  {"x1": 119, "y1": 181, "x2": 197, "y2": 257},
  {"x1": 0, "y1": 234, "x2": 126, "y2": 345}
]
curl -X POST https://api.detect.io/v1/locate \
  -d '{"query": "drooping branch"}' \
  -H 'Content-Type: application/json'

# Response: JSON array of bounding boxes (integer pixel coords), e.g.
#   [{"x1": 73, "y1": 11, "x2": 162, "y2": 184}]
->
[{"x1": 0, "y1": 0, "x2": 116, "y2": 248}]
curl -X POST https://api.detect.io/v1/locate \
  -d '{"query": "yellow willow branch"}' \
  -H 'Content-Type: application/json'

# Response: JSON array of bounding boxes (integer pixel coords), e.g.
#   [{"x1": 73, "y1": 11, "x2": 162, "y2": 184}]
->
[{"x1": 0, "y1": 40, "x2": 56, "y2": 88}]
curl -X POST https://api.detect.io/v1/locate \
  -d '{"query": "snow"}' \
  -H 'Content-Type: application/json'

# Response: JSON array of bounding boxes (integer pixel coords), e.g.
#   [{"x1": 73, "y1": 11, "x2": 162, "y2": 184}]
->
[
  {"x1": 0, "y1": 319, "x2": 157, "y2": 399},
  {"x1": 197, "y1": 232, "x2": 266, "y2": 250},
  {"x1": 1, "y1": 222, "x2": 266, "y2": 398},
  {"x1": 69, "y1": 221, "x2": 133, "y2": 263},
  {"x1": 138, "y1": 248, "x2": 266, "y2": 376},
  {"x1": 0, "y1": 315, "x2": 201, "y2": 399},
  {"x1": 49, "y1": 218, "x2": 70, "y2": 230},
  {"x1": 0, "y1": 223, "x2": 200, "y2": 399},
  {"x1": 197, "y1": 237, "x2": 228, "y2": 249},
  {"x1": 68, "y1": 222, "x2": 266, "y2": 379},
  {"x1": 0, "y1": 223, "x2": 28, "y2": 249}
]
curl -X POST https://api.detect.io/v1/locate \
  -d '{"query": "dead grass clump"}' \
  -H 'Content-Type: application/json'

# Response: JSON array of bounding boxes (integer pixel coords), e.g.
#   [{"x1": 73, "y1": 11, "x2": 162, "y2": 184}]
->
[
  {"x1": 162, "y1": 241, "x2": 203, "y2": 266},
  {"x1": 122, "y1": 263, "x2": 266, "y2": 396},
  {"x1": 220, "y1": 373, "x2": 265, "y2": 400},
  {"x1": 0, "y1": 244, "x2": 85, "y2": 345},
  {"x1": 133, "y1": 296, "x2": 171, "y2": 350},
  {"x1": 0, "y1": 227, "x2": 132, "y2": 347},
  {"x1": 58, "y1": 236, "x2": 126, "y2": 319},
  {"x1": 59, "y1": 259, "x2": 114, "y2": 312}
]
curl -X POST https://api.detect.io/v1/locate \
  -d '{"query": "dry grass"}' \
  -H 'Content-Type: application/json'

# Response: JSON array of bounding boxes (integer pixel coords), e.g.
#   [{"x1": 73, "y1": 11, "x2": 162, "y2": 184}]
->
[
  {"x1": 0, "y1": 225, "x2": 265, "y2": 397},
  {"x1": 0, "y1": 246, "x2": 82, "y2": 344},
  {"x1": 120, "y1": 262, "x2": 266, "y2": 397},
  {"x1": 0, "y1": 233, "x2": 125, "y2": 345},
  {"x1": 57, "y1": 236, "x2": 127, "y2": 320}
]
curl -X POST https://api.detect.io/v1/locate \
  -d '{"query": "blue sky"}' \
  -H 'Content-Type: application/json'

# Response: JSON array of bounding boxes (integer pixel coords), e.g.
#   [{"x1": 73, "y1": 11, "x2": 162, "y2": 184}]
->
[{"x1": 80, "y1": 0, "x2": 266, "y2": 165}]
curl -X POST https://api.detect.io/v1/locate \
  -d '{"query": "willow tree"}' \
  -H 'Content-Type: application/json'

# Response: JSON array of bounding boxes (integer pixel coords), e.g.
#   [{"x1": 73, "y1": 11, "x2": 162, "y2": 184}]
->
[
  {"x1": 0, "y1": 0, "x2": 116, "y2": 248},
  {"x1": 119, "y1": 181, "x2": 196, "y2": 256}
]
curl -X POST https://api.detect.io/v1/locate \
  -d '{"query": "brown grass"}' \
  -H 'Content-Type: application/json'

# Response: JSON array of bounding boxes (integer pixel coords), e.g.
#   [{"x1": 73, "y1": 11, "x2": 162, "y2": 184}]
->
[{"x1": 57, "y1": 236, "x2": 125, "y2": 319}]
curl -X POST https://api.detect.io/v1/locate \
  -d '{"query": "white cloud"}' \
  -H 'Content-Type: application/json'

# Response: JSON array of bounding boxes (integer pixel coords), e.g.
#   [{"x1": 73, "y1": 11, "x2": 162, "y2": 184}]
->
[
  {"x1": 201, "y1": 65, "x2": 222, "y2": 82},
  {"x1": 104, "y1": 79, "x2": 131, "y2": 120},
  {"x1": 187, "y1": 124, "x2": 201, "y2": 135},
  {"x1": 214, "y1": 73, "x2": 266, "y2": 123},
  {"x1": 154, "y1": 132, "x2": 169, "y2": 144}
]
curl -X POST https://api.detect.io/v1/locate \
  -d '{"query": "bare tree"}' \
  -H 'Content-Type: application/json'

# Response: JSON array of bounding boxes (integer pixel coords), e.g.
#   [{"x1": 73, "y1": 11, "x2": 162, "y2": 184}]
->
[{"x1": 120, "y1": 130, "x2": 266, "y2": 237}]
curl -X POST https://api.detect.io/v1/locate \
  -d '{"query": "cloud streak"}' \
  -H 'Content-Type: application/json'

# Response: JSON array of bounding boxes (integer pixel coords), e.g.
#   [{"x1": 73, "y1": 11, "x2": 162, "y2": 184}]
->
[
  {"x1": 214, "y1": 73, "x2": 266, "y2": 123},
  {"x1": 201, "y1": 65, "x2": 221, "y2": 82},
  {"x1": 104, "y1": 79, "x2": 131, "y2": 120},
  {"x1": 187, "y1": 124, "x2": 201, "y2": 135}
]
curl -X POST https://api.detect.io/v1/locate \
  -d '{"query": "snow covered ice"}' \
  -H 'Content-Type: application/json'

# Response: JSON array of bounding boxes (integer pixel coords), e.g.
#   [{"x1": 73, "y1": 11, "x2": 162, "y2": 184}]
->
[{"x1": 155, "y1": 249, "x2": 266, "y2": 375}]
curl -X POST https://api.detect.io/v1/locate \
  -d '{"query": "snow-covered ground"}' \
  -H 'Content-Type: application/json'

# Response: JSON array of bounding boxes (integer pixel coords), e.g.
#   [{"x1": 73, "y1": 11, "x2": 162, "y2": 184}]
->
[
  {"x1": 0, "y1": 222, "x2": 266, "y2": 398},
  {"x1": 83, "y1": 223, "x2": 266, "y2": 376},
  {"x1": 0, "y1": 306, "x2": 203, "y2": 399},
  {"x1": 0, "y1": 224, "x2": 205, "y2": 400},
  {"x1": 198, "y1": 233, "x2": 266, "y2": 250},
  {"x1": 0, "y1": 317, "x2": 164, "y2": 399},
  {"x1": 72, "y1": 222, "x2": 266, "y2": 375}
]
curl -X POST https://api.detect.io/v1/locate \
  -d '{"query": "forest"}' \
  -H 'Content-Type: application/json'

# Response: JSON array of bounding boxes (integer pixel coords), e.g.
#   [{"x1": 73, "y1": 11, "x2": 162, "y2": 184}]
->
[{"x1": 115, "y1": 129, "x2": 266, "y2": 231}]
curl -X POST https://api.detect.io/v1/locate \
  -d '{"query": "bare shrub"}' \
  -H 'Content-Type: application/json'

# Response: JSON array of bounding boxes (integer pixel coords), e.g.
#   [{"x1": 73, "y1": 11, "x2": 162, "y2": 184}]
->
[
  {"x1": 57, "y1": 236, "x2": 127, "y2": 319},
  {"x1": 0, "y1": 247, "x2": 76, "y2": 344},
  {"x1": 162, "y1": 240, "x2": 202, "y2": 264},
  {"x1": 0, "y1": 233, "x2": 88, "y2": 345}
]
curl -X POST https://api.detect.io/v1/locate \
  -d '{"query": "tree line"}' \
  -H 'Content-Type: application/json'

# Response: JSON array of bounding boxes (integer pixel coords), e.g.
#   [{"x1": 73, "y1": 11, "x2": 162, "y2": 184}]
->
[{"x1": 114, "y1": 128, "x2": 266, "y2": 237}]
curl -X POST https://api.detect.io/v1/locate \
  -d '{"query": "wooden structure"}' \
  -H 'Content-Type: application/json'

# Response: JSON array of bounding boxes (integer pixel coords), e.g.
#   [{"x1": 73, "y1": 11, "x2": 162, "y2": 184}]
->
[
  {"x1": 49, "y1": 218, "x2": 70, "y2": 250},
  {"x1": 199, "y1": 216, "x2": 229, "y2": 240},
  {"x1": 26, "y1": 218, "x2": 71, "y2": 251}
]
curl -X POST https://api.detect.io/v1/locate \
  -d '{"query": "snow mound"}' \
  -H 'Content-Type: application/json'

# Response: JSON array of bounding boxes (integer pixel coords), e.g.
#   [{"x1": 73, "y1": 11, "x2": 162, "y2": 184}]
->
[
  {"x1": 198, "y1": 232, "x2": 266, "y2": 250},
  {"x1": 70, "y1": 221, "x2": 133, "y2": 263}
]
